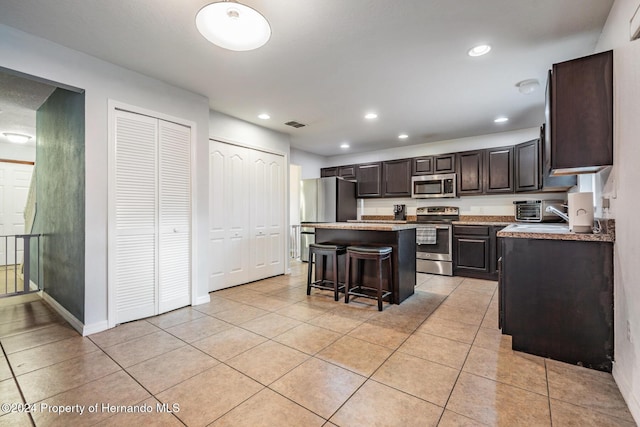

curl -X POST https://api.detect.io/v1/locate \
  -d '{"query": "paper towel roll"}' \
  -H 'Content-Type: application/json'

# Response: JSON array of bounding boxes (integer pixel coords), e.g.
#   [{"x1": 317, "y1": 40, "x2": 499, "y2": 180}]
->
[{"x1": 568, "y1": 192, "x2": 594, "y2": 233}]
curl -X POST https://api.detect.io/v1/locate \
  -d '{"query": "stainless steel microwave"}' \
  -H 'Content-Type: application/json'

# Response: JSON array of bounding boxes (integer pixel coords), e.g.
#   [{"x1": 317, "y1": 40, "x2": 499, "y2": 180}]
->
[{"x1": 411, "y1": 173, "x2": 457, "y2": 198}]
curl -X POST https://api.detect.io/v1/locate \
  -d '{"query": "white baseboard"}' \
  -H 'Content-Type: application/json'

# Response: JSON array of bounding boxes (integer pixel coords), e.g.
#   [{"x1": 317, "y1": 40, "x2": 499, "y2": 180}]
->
[
  {"x1": 41, "y1": 292, "x2": 85, "y2": 335},
  {"x1": 81, "y1": 320, "x2": 109, "y2": 336},
  {"x1": 613, "y1": 363, "x2": 640, "y2": 424},
  {"x1": 194, "y1": 294, "x2": 211, "y2": 305}
]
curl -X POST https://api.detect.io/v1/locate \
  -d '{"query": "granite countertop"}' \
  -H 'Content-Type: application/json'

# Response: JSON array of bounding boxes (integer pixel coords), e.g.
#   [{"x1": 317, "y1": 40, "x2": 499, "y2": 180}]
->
[
  {"x1": 307, "y1": 222, "x2": 417, "y2": 231},
  {"x1": 361, "y1": 215, "x2": 515, "y2": 226},
  {"x1": 498, "y1": 223, "x2": 615, "y2": 242},
  {"x1": 347, "y1": 220, "x2": 408, "y2": 224}
]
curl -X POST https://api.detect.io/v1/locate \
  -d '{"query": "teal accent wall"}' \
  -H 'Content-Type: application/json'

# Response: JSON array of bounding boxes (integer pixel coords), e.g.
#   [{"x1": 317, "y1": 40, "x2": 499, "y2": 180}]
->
[{"x1": 34, "y1": 88, "x2": 85, "y2": 322}]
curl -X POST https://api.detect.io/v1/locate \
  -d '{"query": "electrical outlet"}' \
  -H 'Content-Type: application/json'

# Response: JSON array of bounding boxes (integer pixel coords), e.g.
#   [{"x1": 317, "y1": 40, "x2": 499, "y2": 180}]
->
[{"x1": 602, "y1": 197, "x2": 610, "y2": 210}]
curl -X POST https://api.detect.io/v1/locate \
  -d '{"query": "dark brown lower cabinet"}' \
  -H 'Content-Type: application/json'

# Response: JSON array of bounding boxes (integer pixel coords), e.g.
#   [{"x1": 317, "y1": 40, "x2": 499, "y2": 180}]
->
[
  {"x1": 500, "y1": 237, "x2": 613, "y2": 372},
  {"x1": 453, "y1": 225, "x2": 503, "y2": 280}
]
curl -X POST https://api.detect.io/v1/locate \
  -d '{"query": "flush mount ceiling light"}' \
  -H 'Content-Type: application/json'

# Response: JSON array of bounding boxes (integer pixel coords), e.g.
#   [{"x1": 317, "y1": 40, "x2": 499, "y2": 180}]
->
[
  {"x1": 468, "y1": 44, "x2": 491, "y2": 57},
  {"x1": 398, "y1": 134, "x2": 409, "y2": 140},
  {"x1": 516, "y1": 79, "x2": 540, "y2": 94},
  {"x1": 258, "y1": 113, "x2": 270, "y2": 120},
  {"x1": 494, "y1": 117, "x2": 509, "y2": 123},
  {"x1": 3, "y1": 132, "x2": 32, "y2": 143},
  {"x1": 196, "y1": 1, "x2": 271, "y2": 51},
  {"x1": 364, "y1": 113, "x2": 378, "y2": 120},
  {"x1": 340, "y1": 143, "x2": 350, "y2": 149}
]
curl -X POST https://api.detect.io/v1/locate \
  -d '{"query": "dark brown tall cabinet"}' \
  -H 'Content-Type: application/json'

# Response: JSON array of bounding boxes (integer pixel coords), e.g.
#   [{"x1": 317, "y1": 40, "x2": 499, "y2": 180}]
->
[
  {"x1": 548, "y1": 50, "x2": 613, "y2": 174},
  {"x1": 457, "y1": 148, "x2": 514, "y2": 195},
  {"x1": 457, "y1": 150, "x2": 484, "y2": 195},
  {"x1": 355, "y1": 162, "x2": 383, "y2": 198},
  {"x1": 382, "y1": 159, "x2": 412, "y2": 197},
  {"x1": 485, "y1": 146, "x2": 514, "y2": 193},
  {"x1": 514, "y1": 139, "x2": 540, "y2": 192}
]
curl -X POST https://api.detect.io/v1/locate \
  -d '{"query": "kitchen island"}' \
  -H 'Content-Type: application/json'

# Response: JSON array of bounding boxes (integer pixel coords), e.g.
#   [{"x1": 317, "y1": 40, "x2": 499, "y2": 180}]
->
[{"x1": 306, "y1": 222, "x2": 416, "y2": 304}]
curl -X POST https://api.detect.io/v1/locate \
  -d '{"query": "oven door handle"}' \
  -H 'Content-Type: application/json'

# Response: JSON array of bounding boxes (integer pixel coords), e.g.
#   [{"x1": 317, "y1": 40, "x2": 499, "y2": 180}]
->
[{"x1": 435, "y1": 225, "x2": 451, "y2": 230}]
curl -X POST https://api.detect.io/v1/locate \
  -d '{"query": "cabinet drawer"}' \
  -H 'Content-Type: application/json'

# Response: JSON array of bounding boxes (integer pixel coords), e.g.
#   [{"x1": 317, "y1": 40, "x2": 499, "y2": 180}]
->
[{"x1": 454, "y1": 225, "x2": 490, "y2": 236}]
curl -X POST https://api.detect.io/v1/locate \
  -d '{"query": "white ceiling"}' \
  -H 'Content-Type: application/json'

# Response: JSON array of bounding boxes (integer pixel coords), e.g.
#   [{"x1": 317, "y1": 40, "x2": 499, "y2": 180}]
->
[{"x1": 0, "y1": 0, "x2": 614, "y2": 156}]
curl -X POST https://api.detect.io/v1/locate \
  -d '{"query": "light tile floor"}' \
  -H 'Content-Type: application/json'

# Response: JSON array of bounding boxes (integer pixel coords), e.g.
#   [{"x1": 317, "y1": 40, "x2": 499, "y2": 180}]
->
[{"x1": 0, "y1": 261, "x2": 635, "y2": 426}]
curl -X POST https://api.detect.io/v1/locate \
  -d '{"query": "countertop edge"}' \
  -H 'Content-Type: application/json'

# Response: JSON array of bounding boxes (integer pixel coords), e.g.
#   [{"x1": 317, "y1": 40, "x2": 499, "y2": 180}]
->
[{"x1": 305, "y1": 222, "x2": 417, "y2": 231}]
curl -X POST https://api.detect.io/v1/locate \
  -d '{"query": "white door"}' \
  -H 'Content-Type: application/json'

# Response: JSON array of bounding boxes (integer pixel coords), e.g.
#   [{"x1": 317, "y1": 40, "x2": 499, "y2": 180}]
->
[
  {"x1": 208, "y1": 141, "x2": 285, "y2": 289},
  {"x1": 0, "y1": 161, "x2": 33, "y2": 265},
  {"x1": 208, "y1": 140, "x2": 250, "y2": 291},
  {"x1": 112, "y1": 110, "x2": 192, "y2": 324},
  {"x1": 114, "y1": 111, "x2": 158, "y2": 323},
  {"x1": 250, "y1": 150, "x2": 285, "y2": 280},
  {"x1": 158, "y1": 120, "x2": 191, "y2": 312}
]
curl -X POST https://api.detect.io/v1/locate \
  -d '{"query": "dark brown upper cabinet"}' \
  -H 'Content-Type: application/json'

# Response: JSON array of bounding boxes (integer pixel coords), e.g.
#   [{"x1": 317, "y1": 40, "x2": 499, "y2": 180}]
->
[
  {"x1": 434, "y1": 153, "x2": 456, "y2": 174},
  {"x1": 383, "y1": 158, "x2": 412, "y2": 197},
  {"x1": 485, "y1": 146, "x2": 514, "y2": 194},
  {"x1": 549, "y1": 50, "x2": 613, "y2": 174},
  {"x1": 457, "y1": 150, "x2": 484, "y2": 195},
  {"x1": 411, "y1": 156, "x2": 433, "y2": 175},
  {"x1": 355, "y1": 162, "x2": 383, "y2": 198},
  {"x1": 320, "y1": 167, "x2": 338, "y2": 177},
  {"x1": 321, "y1": 165, "x2": 356, "y2": 180},
  {"x1": 515, "y1": 139, "x2": 540, "y2": 192}
]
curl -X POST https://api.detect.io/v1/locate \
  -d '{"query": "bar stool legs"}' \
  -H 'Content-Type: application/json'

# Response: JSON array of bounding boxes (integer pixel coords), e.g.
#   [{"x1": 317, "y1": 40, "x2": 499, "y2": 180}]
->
[
  {"x1": 306, "y1": 243, "x2": 347, "y2": 301},
  {"x1": 345, "y1": 246, "x2": 393, "y2": 311}
]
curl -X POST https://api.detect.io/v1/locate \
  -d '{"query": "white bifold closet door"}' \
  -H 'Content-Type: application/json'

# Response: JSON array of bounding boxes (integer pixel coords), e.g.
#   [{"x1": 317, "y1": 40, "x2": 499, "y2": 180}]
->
[
  {"x1": 113, "y1": 110, "x2": 191, "y2": 324},
  {"x1": 208, "y1": 140, "x2": 284, "y2": 291}
]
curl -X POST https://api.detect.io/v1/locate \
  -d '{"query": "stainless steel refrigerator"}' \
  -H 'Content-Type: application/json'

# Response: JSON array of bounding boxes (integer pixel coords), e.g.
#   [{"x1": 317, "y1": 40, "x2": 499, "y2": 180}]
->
[{"x1": 300, "y1": 177, "x2": 357, "y2": 261}]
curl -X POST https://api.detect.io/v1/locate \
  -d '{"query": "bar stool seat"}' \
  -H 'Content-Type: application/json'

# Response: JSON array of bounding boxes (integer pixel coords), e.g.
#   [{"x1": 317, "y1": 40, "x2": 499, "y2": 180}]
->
[
  {"x1": 345, "y1": 246, "x2": 393, "y2": 311},
  {"x1": 307, "y1": 243, "x2": 347, "y2": 301}
]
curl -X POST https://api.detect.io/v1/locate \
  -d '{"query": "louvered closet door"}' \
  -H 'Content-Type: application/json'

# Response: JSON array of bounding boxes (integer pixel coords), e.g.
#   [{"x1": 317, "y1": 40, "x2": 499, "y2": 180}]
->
[
  {"x1": 114, "y1": 110, "x2": 157, "y2": 323},
  {"x1": 158, "y1": 120, "x2": 191, "y2": 312},
  {"x1": 250, "y1": 150, "x2": 285, "y2": 281}
]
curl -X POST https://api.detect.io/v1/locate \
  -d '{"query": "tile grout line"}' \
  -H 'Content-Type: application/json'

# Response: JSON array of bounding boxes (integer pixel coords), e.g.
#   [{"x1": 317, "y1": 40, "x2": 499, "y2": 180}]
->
[{"x1": 0, "y1": 334, "x2": 36, "y2": 426}]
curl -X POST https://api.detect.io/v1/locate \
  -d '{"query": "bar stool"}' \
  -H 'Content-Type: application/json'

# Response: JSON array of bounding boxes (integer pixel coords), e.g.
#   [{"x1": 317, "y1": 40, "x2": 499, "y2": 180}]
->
[
  {"x1": 307, "y1": 243, "x2": 347, "y2": 301},
  {"x1": 345, "y1": 246, "x2": 393, "y2": 311}
]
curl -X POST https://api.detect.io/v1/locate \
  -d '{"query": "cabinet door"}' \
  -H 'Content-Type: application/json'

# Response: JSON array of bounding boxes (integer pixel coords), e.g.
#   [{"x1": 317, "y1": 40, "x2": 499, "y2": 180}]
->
[
  {"x1": 383, "y1": 159, "x2": 412, "y2": 197},
  {"x1": 551, "y1": 50, "x2": 613, "y2": 172},
  {"x1": 411, "y1": 156, "x2": 433, "y2": 175},
  {"x1": 457, "y1": 150, "x2": 484, "y2": 195},
  {"x1": 515, "y1": 139, "x2": 540, "y2": 192},
  {"x1": 338, "y1": 165, "x2": 356, "y2": 180},
  {"x1": 356, "y1": 162, "x2": 383, "y2": 197},
  {"x1": 321, "y1": 167, "x2": 338, "y2": 177},
  {"x1": 454, "y1": 236, "x2": 490, "y2": 273},
  {"x1": 434, "y1": 154, "x2": 456, "y2": 173},
  {"x1": 485, "y1": 146, "x2": 514, "y2": 194}
]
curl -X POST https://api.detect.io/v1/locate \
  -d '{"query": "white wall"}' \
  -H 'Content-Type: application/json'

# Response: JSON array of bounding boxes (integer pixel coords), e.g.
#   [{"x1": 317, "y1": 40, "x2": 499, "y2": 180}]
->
[
  {"x1": 323, "y1": 127, "x2": 567, "y2": 217},
  {"x1": 0, "y1": 142, "x2": 36, "y2": 162},
  {"x1": 325, "y1": 128, "x2": 540, "y2": 166},
  {"x1": 209, "y1": 110, "x2": 291, "y2": 156},
  {"x1": 290, "y1": 147, "x2": 326, "y2": 179},
  {"x1": 0, "y1": 24, "x2": 211, "y2": 332},
  {"x1": 595, "y1": 0, "x2": 640, "y2": 422}
]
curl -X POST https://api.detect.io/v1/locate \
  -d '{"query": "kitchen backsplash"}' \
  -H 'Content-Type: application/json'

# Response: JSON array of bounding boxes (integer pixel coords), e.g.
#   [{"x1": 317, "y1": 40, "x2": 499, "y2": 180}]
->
[{"x1": 357, "y1": 193, "x2": 569, "y2": 219}]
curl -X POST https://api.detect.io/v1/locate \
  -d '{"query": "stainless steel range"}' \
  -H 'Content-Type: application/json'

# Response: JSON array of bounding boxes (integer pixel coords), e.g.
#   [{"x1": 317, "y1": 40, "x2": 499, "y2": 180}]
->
[{"x1": 414, "y1": 206, "x2": 459, "y2": 276}]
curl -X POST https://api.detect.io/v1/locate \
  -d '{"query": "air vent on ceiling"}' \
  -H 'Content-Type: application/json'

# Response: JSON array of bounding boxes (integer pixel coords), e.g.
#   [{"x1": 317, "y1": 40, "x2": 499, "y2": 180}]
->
[{"x1": 284, "y1": 121, "x2": 306, "y2": 128}]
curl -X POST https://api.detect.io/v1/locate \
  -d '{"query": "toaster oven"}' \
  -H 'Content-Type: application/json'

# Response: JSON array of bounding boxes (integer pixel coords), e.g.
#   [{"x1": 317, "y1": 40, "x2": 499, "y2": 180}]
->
[{"x1": 514, "y1": 200, "x2": 566, "y2": 222}]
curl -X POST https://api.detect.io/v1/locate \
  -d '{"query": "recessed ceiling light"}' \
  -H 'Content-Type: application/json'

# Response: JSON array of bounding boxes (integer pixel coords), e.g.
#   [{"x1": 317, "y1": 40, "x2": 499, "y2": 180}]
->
[
  {"x1": 494, "y1": 117, "x2": 509, "y2": 123},
  {"x1": 364, "y1": 113, "x2": 378, "y2": 120},
  {"x1": 398, "y1": 134, "x2": 409, "y2": 140},
  {"x1": 468, "y1": 44, "x2": 492, "y2": 57},
  {"x1": 340, "y1": 143, "x2": 350, "y2": 149},
  {"x1": 195, "y1": 1, "x2": 271, "y2": 51},
  {"x1": 3, "y1": 132, "x2": 32, "y2": 143},
  {"x1": 258, "y1": 113, "x2": 270, "y2": 120}
]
